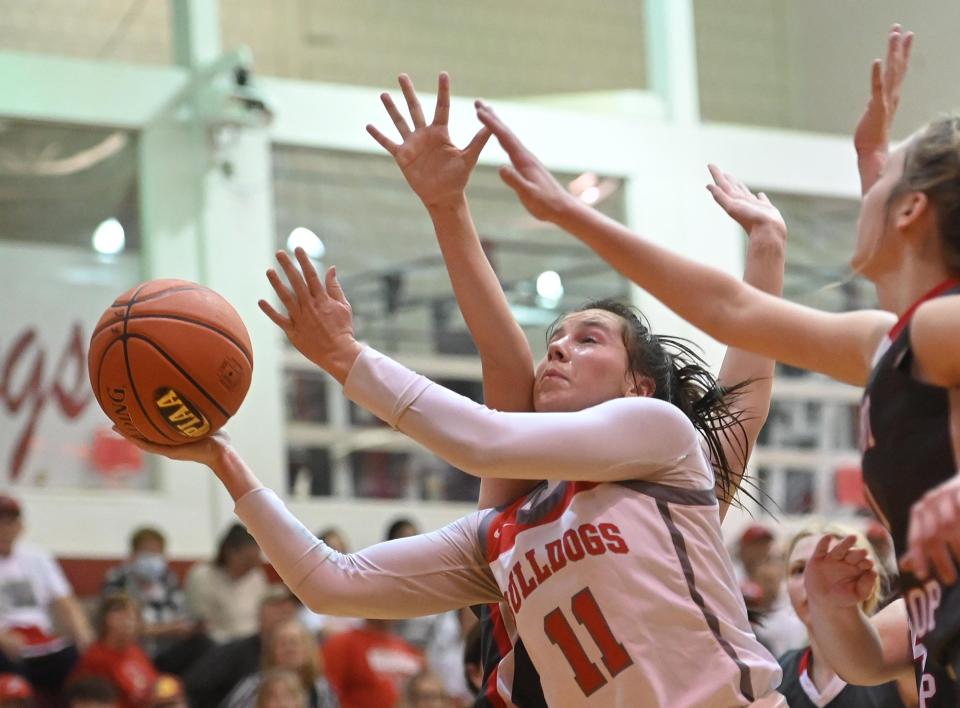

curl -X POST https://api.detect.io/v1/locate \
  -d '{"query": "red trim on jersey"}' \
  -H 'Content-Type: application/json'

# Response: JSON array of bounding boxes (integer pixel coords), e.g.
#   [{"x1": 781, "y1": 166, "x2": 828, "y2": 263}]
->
[
  {"x1": 484, "y1": 482, "x2": 601, "y2": 563},
  {"x1": 888, "y1": 278, "x2": 960, "y2": 340},
  {"x1": 797, "y1": 647, "x2": 812, "y2": 677},
  {"x1": 480, "y1": 603, "x2": 512, "y2": 708}
]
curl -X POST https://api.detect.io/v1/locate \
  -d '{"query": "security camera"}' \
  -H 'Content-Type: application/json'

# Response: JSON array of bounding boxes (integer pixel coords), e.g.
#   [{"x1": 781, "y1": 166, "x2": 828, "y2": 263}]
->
[{"x1": 230, "y1": 66, "x2": 273, "y2": 122}]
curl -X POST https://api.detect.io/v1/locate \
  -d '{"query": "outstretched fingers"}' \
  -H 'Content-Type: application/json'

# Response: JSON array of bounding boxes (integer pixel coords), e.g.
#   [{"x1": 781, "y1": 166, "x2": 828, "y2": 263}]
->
[
  {"x1": 258, "y1": 298, "x2": 292, "y2": 331},
  {"x1": 325, "y1": 266, "x2": 349, "y2": 307},
  {"x1": 366, "y1": 124, "x2": 399, "y2": 156},
  {"x1": 275, "y1": 250, "x2": 311, "y2": 305},
  {"x1": 433, "y1": 71, "x2": 451, "y2": 126},
  {"x1": 463, "y1": 125, "x2": 492, "y2": 166},
  {"x1": 380, "y1": 92, "x2": 412, "y2": 139},
  {"x1": 294, "y1": 247, "x2": 325, "y2": 297},
  {"x1": 475, "y1": 100, "x2": 531, "y2": 161},
  {"x1": 399, "y1": 74, "x2": 427, "y2": 129}
]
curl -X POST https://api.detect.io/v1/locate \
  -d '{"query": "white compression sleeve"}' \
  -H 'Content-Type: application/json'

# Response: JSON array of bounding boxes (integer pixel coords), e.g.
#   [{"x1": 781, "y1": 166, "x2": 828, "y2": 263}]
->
[
  {"x1": 344, "y1": 346, "x2": 711, "y2": 487},
  {"x1": 234, "y1": 488, "x2": 502, "y2": 618}
]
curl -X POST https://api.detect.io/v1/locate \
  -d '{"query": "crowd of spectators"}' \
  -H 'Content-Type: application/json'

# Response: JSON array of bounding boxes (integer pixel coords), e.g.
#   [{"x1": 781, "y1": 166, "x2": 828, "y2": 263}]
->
[{"x1": 0, "y1": 497, "x2": 465, "y2": 708}]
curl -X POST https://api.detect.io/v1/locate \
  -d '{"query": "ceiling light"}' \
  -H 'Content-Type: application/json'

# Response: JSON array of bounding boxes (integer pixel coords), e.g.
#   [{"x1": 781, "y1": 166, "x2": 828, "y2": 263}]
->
[
  {"x1": 92, "y1": 218, "x2": 125, "y2": 255},
  {"x1": 287, "y1": 227, "x2": 325, "y2": 259}
]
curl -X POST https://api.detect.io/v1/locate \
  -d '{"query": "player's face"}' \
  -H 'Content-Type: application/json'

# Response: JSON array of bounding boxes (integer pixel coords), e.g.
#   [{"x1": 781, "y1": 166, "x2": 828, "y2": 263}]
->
[
  {"x1": 785, "y1": 535, "x2": 819, "y2": 626},
  {"x1": 852, "y1": 144, "x2": 909, "y2": 281},
  {"x1": 534, "y1": 310, "x2": 640, "y2": 413}
]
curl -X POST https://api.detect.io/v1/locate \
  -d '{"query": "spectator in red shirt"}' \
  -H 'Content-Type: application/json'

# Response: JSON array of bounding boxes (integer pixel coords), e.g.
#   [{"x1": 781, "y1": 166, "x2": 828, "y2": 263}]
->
[
  {"x1": 322, "y1": 620, "x2": 423, "y2": 708},
  {"x1": 0, "y1": 673, "x2": 31, "y2": 708},
  {"x1": 72, "y1": 593, "x2": 157, "y2": 708}
]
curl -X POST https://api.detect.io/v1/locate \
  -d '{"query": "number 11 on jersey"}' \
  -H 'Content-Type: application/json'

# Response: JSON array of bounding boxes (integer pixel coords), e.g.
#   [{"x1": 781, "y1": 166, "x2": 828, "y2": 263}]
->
[{"x1": 543, "y1": 586, "x2": 634, "y2": 696}]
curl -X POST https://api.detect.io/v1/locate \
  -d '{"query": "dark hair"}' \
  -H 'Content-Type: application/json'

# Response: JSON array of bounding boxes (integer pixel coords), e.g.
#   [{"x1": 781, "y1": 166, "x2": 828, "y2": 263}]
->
[
  {"x1": 65, "y1": 675, "x2": 119, "y2": 702},
  {"x1": 462, "y1": 621, "x2": 482, "y2": 696},
  {"x1": 888, "y1": 115, "x2": 960, "y2": 273},
  {"x1": 96, "y1": 592, "x2": 138, "y2": 638},
  {"x1": 549, "y1": 299, "x2": 755, "y2": 507},
  {"x1": 215, "y1": 523, "x2": 258, "y2": 567},
  {"x1": 129, "y1": 526, "x2": 166, "y2": 553},
  {"x1": 385, "y1": 517, "x2": 418, "y2": 542}
]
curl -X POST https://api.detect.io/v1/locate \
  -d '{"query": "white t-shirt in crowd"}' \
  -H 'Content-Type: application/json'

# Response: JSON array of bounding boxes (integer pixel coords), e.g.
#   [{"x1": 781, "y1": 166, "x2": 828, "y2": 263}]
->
[
  {"x1": 185, "y1": 562, "x2": 268, "y2": 643},
  {"x1": 0, "y1": 544, "x2": 73, "y2": 655}
]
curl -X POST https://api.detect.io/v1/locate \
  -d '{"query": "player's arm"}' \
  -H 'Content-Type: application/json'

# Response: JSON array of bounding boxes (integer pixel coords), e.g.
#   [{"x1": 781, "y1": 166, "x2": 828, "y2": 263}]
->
[
  {"x1": 705, "y1": 169, "x2": 786, "y2": 519},
  {"x1": 897, "y1": 296, "x2": 960, "y2": 584},
  {"x1": 367, "y1": 73, "x2": 537, "y2": 509},
  {"x1": 474, "y1": 101, "x2": 896, "y2": 387},
  {"x1": 118, "y1": 432, "x2": 502, "y2": 619},
  {"x1": 854, "y1": 25, "x2": 913, "y2": 194},
  {"x1": 259, "y1": 250, "x2": 711, "y2": 485},
  {"x1": 804, "y1": 534, "x2": 915, "y2": 685}
]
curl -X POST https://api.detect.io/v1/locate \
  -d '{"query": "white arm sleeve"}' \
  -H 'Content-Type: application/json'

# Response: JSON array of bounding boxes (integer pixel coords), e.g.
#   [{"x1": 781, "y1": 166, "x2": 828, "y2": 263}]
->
[
  {"x1": 344, "y1": 346, "x2": 710, "y2": 486},
  {"x1": 234, "y1": 488, "x2": 502, "y2": 618}
]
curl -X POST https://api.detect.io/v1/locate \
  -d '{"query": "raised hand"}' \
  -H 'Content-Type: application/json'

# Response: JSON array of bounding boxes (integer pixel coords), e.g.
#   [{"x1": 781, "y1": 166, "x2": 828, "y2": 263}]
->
[
  {"x1": 854, "y1": 24, "x2": 914, "y2": 192},
  {"x1": 705, "y1": 165, "x2": 786, "y2": 238},
  {"x1": 900, "y1": 474, "x2": 960, "y2": 585},
  {"x1": 259, "y1": 248, "x2": 362, "y2": 384},
  {"x1": 367, "y1": 73, "x2": 491, "y2": 209},
  {"x1": 475, "y1": 100, "x2": 578, "y2": 223},
  {"x1": 804, "y1": 534, "x2": 878, "y2": 609}
]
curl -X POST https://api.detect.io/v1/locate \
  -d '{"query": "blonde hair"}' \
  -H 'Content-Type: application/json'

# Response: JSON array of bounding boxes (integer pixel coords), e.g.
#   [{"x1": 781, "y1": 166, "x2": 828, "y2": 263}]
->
[
  {"x1": 263, "y1": 619, "x2": 319, "y2": 686},
  {"x1": 889, "y1": 115, "x2": 960, "y2": 273},
  {"x1": 255, "y1": 669, "x2": 306, "y2": 708},
  {"x1": 785, "y1": 522, "x2": 887, "y2": 615}
]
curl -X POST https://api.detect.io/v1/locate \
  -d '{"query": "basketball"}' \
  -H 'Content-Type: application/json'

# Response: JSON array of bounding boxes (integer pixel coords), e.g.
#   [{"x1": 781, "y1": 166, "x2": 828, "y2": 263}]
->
[{"x1": 88, "y1": 279, "x2": 253, "y2": 445}]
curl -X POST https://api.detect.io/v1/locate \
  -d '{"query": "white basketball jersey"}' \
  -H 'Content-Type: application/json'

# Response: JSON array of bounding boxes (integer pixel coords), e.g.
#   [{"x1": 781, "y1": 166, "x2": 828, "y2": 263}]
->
[{"x1": 480, "y1": 480, "x2": 781, "y2": 707}]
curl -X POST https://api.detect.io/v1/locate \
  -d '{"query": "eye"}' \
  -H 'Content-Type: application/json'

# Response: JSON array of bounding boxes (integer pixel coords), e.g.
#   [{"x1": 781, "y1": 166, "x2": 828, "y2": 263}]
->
[
  {"x1": 580, "y1": 336, "x2": 598, "y2": 344},
  {"x1": 789, "y1": 563, "x2": 805, "y2": 577}
]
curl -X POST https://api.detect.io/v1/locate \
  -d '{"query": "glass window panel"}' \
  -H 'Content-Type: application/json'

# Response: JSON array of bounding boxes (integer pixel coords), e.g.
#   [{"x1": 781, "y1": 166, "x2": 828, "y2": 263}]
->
[{"x1": 0, "y1": 121, "x2": 149, "y2": 490}]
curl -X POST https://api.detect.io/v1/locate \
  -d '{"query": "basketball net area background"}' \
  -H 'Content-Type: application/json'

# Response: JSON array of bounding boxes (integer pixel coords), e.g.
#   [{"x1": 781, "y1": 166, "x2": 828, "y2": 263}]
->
[{"x1": 0, "y1": 242, "x2": 149, "y2": 490}]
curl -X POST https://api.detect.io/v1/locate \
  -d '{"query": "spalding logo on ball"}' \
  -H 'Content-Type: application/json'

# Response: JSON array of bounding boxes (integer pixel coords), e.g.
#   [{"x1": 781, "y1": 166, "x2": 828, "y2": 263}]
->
[{"x1": 88, "y1": 279, "x2": 253, "y2": 445}]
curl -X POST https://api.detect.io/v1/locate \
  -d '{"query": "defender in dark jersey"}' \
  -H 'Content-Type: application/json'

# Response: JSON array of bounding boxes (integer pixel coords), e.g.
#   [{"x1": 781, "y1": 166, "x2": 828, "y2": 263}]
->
[{"x1": 479, "y1": 23, "x2": 960, "y2": 707}]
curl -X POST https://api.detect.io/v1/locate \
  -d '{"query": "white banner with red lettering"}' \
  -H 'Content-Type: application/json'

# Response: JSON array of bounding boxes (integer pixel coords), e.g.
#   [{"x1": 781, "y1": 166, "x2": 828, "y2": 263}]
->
[{"x1": 0, "y1": 242, "x2": 148, "y2": 488}]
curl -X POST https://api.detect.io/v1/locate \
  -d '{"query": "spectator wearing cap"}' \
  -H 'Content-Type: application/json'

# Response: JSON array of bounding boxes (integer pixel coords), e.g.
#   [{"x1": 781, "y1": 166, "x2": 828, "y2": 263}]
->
[
  {"x1": 102, "y1": 528, "x2": 196, "y2": 660},
  {"x1": 71, "y1": 593, "x2": 157, "y2": 708},
  {"x1": 65, "y1": 676, "x2": 118, "y2": 708},
  {"x1": 149, "y1": 675, "x2": 186, "y2": 708},
  {"x1": 185, "y1": 523, "x2": 268, "y2": 644},
  {"x1": 184, "y1": 587, "x2": 299, "y2": 708},
  {"x1": 0, "y1": 494, "x2": 93, "y2": 695},
  {"x1": 0, "y1": 673, "x2": 31, "y2": 708}
]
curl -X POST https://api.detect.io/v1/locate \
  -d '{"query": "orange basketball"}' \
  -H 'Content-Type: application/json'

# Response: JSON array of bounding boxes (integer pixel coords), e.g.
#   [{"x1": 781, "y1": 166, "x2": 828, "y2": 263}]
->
[{"x1": 88, "y1": 279, "x2": 253, "y2": 445}]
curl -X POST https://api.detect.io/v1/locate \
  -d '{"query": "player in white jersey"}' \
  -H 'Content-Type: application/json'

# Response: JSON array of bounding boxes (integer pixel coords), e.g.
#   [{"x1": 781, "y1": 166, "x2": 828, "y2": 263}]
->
[
  {"x1": 366, "y1": 70, "x2": 790, "y2": 708},
  {"x1": 119, "y1": 247, "x2": 785, "y2": 706}
]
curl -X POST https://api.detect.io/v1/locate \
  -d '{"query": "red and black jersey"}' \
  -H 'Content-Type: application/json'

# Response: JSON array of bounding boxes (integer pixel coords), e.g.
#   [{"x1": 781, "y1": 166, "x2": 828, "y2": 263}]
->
[
  {"x1": 860, "y1": 279, "x2": 960, "y2": 704},
  {"x1": 777, "y1": 647, "x2": 905, "y2": 707}
]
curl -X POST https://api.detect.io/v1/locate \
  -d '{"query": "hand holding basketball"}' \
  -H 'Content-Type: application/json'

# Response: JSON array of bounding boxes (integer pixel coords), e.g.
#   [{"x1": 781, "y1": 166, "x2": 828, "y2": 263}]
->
[
  {"x1": 259, "y1": 248, "x2": 362, "y2": 384},
  {"x1": 115, "y1": 426, "x2": 231, "y2": 467},
  {"x1": 804, "y1": 534, "x2": 878, "y2": 609}
]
